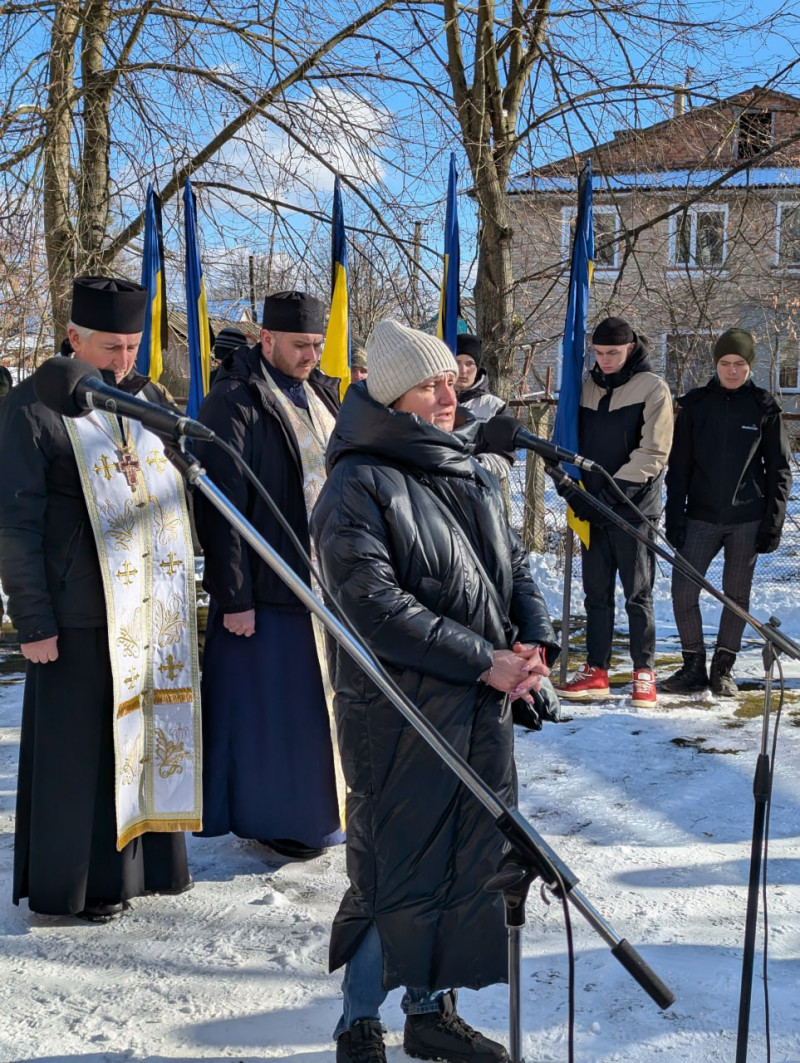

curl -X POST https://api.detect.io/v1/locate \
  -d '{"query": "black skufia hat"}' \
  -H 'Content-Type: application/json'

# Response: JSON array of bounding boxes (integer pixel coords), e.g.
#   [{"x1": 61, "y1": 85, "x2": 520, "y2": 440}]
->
[
  {"x1": 71, "y1": 275, "x2": 148, "y2": 333},
  {"x1": 456, "y1": 333, "x2": 482, "y2": 364},
  {"x1": 261, "y1": 290, "x2": 325, "y2": 333}
]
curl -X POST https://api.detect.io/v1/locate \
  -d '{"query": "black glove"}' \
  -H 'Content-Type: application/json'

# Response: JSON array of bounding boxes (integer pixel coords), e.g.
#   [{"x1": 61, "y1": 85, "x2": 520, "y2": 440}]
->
[
  {"x1": 756, "y1": 529, "x2": 780, "y2": 554},
  {"x1": 511, "y1": 678, "x2": 561, "y2": 730},
  {"x1": 666, "y1": 523, "x2": 687, "y2": 551}
]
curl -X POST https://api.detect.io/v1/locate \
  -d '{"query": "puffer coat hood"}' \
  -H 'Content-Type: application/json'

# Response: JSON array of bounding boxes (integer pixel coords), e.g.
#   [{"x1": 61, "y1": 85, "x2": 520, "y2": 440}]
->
[{"x1": 312, "y1": 382, "x2": 558, "y2": 991}]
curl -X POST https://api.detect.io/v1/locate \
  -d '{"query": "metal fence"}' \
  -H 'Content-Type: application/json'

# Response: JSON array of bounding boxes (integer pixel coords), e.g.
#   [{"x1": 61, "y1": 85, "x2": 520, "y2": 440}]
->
[{"x1": 507, "y1": 450, "x2": 800, "y2": 623}]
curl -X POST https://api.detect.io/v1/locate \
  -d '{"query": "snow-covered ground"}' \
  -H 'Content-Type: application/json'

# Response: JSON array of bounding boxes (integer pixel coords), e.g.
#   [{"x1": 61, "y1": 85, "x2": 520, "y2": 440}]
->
[{"x1": 2, "y1": 553, "x2": 800, "y2": 1062}]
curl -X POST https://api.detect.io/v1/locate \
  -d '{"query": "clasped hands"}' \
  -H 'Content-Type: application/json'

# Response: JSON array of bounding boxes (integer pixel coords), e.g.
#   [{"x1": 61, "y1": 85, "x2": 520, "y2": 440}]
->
[{"x1": 480, "y1": 642, "x2": 550, "y2": 703}]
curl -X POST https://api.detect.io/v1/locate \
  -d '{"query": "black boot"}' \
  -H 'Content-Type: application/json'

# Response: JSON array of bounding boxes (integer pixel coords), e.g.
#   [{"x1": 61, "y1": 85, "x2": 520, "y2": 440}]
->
[
  {"x1": 660, "y1": 652, "x2": 709, "y2": 694},
  {"x1": 336, "y1": 1019, "x2": 386, "y2": 1063},
  {"x1": 710, "y1": 649, "x2": 738, "y2": 697},
  {"x1": 404, "y1": 991, "x2": 508, "y2": 1063}
]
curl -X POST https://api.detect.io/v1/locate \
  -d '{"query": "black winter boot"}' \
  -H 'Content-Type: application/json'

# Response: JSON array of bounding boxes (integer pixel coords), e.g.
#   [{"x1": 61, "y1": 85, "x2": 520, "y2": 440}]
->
[
  {"x1": 336, "y1": 1019, "x2": 386, "y2": 1063},
  {"x1": 404, "y1": 991, "x2": 509, "y2": 1063},
  {"x1": 660, "y1": 652, "x2": 709, "y2": 694},
  {"x1": 710, "y1": 649, "x2": 738, "y2": 697}
]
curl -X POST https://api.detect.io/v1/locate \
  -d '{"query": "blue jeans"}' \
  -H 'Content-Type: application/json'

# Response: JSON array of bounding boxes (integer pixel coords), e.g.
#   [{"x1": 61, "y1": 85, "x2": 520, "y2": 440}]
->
[{"x1": 333, "y1": 924, "x2": 448, "y2": 1038}]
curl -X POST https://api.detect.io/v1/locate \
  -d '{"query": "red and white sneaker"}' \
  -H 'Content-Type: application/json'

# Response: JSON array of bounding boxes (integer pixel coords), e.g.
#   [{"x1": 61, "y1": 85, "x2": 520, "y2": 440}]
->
[
  {"x1": 631, "y1": 669, "x2": 657, "y2": 708},
  {"x1": 555, "y1": 663, "x2": 610, "y2": 700}
]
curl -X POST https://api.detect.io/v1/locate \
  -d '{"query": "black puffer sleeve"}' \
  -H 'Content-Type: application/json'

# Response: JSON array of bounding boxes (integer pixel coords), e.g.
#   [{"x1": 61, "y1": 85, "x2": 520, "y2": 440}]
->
[{"x1": 313, "y1": 467, "x2": 495, "y2": 683}]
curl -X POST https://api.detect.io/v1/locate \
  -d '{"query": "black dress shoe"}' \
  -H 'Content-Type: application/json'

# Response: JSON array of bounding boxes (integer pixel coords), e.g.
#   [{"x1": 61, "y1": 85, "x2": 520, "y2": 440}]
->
[
  {"x1": 75, "y1": 899, "x2": 125, "y2": 923},
  {"x1": 259, "y1": 838, "x2": 326, "y2": 860}
]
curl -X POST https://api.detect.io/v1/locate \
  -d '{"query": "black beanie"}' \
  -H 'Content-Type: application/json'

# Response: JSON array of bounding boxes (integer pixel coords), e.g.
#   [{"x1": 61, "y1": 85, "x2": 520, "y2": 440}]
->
[
  {"x1": 592, "y1": 316, "x2": 634, "y2": 346},
  {"x1": 714, "y1": 328, "x2": 755, "y2": 366},
  {"x1": 214, "y1": 326, "x2": 249, "y2": 357},
  {"x1": 456, "y1": 333, "x2": 482, "y2": 364}
]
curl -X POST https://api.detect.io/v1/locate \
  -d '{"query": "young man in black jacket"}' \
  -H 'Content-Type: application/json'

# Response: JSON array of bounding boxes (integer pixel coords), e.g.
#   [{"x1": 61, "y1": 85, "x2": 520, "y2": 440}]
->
[{"x1": 663, "y1": 328, "x2": 792, "y2": 696}]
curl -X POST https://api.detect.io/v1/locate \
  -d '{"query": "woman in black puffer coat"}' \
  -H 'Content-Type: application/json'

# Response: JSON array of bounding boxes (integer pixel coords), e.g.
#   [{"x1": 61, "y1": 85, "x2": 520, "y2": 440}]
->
[{"x1": 311, "y1": 321, "x2": 559, "y2": 1063}]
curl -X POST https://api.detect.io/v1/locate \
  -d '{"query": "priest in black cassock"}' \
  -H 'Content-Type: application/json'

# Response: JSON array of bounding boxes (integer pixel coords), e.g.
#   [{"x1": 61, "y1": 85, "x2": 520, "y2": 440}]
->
[
  {"x1": 0, "y1": 276, "x2": 200, "y2": 922},
  {"x1": 194, "y1": 291, "x2": 345, "y2": 860}
]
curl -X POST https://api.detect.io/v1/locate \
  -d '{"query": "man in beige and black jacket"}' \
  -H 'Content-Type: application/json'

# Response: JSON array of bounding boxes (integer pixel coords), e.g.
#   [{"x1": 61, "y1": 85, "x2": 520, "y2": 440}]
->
[{"x1": 555, "y1": 316, "x2": 673, "y2": 708}]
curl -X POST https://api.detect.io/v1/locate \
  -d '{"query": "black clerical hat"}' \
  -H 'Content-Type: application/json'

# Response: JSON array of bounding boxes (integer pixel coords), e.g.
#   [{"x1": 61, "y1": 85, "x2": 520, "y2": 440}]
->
[
  {"x1": 71, "y1": 275, "x2": 148, "y2": 333},
  {"x1": 261, "y1": 291, "x2": 325, "y2": 333}
]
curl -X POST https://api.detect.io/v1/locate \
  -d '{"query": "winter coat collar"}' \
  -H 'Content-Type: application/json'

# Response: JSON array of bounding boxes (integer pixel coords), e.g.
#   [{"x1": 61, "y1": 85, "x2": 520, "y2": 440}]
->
[
  {"x1": 327, "y1": 380, "x2": 480, "y2": 478},
  {"x1": 213, "y1": 342, "x2": 340, "y2": 409},
  {"x1": 57, "y1": 342, "x2": 150, "y2": 397},
  {"x1": 680, "y1": 375, "x2": 780, "y2": 415},
  {"x1": 456, "y1": 367, "x2": 492, "y2": 405}
]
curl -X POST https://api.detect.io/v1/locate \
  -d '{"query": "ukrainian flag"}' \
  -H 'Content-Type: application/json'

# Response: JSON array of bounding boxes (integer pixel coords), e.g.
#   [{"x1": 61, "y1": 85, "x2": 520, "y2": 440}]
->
[
  {"x1": 184, "y1": 178, "x2": 212, "y2": 419},
  {"x1": 552, "y1": 160, "x2": 594, "y2": 548},
  {"x1": 137, "y1": 184, "x2": 167, "y2": 381},
  {"x1": 436, "y1": 153, "x2": 460, "y2": 356},
  {"x1": 322, "y1": 175, "x2": 350, "y2": 398}
]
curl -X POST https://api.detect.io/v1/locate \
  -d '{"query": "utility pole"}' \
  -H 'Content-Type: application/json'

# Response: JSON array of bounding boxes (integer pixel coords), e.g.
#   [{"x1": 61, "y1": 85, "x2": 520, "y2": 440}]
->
[{"x1": 411, "y1": 221, "x2": 422, "y2": 328}]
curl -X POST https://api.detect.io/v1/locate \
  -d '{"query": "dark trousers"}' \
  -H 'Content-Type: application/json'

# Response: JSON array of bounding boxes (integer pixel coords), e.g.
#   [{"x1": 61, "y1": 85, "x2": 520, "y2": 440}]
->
[
  {"x1": 581, "y1": 521, "x2": 656, "y2": 670},
  {"x1": 671, "y1": 518, "x2": 759, "y2": 654}
]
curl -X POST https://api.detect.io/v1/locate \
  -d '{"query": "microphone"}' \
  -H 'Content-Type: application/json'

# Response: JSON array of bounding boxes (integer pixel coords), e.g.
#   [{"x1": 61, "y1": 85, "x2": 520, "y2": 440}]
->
[
  {"x1": 33, "y1": 357, "x2": 215, "y2": 442},
  {"x1": 479, "y1": 415, "x2": 599, "y2": 472}
]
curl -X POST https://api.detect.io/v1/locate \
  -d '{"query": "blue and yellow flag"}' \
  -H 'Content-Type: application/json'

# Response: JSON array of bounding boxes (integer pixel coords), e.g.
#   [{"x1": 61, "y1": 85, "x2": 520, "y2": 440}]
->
[
  {"x1": 552, "y1": 160, "x2": 594, "y2": 548},
  {"x1": 436, "y1": 153, "x2": 460, "y2": 355},
  {"x1": 322, "y1": 175, "x2": 350, "y2": 399},
  {"x1": 183, "y1": 178, "x2": 212, "y2": 419},
  {"x1": 137, "y1": 184, "x2": 167, "y2": 381}
]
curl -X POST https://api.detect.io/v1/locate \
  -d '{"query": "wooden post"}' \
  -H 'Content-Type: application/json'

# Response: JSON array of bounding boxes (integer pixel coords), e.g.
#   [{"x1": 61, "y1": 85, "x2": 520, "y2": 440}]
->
[{"x1": 522, "y1": 402, "x2": 551, "y2": 554}]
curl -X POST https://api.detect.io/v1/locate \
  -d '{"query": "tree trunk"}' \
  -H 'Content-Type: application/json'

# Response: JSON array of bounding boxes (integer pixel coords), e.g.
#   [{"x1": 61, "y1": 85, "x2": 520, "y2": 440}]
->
[
  {"x1": 78, "y1": 0, "x2": 113, "y2": 273},
  {"x1": 43, "y1": 0, "x2": 80, "y2": 342},
  {"x1": 473, "y1": 173, "x2": 516, "y2": 400}
]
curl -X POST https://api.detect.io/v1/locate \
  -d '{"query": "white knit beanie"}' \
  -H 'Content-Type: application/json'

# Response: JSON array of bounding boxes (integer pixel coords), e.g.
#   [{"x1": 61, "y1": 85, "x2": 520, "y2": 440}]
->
[{"x1": 365, "y1": 320, "x2": 457, "y2": 407}]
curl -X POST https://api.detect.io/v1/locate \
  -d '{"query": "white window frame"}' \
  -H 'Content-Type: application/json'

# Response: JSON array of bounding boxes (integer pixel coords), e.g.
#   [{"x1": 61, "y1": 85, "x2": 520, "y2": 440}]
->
[
  {"x1": 775, "y1": 201, "x2": 800, "y2": 271},
  {"x1": 561, "y1": 204, "x2": 622, "y2": 272},
  {"x1": 668, "y1": 203, "x2": 729, "y2": 270},
  {"x1": 775, "y1": 334, "x2": 800, "y2": 394}
]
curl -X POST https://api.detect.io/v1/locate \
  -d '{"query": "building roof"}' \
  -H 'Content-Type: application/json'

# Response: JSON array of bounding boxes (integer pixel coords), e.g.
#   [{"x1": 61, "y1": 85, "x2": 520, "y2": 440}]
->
[
  {"x1": 512, "y1": 85, "x2": 800, "y2": 195},
  {"x1": 510, "y1": 166, "x2": 800, "y2": 196}
]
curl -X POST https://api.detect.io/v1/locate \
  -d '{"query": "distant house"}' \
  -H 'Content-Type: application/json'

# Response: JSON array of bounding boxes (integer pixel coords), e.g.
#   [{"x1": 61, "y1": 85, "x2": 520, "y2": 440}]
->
[
  {"x1": 160, "y1": 301, "x2": 260, "y2": 399},
  {"x1": 509, "y1": 85, "x2": 800, "y2": 415}
]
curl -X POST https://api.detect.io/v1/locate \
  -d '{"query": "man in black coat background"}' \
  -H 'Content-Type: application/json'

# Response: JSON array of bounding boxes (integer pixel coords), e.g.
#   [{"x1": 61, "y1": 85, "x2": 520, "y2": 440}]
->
[{"x1": 663, "y1": 328, "x2": 792, "y2": 696}]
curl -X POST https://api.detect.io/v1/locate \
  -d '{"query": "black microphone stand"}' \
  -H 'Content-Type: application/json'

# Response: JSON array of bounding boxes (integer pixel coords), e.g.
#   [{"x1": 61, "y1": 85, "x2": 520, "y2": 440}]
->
[
  {"x1": 163, "y1": 440, "x2": 675, "y2": 1062},
  {"x1": 547, "y1": 463, "x2": 798, "y2": 1063}
]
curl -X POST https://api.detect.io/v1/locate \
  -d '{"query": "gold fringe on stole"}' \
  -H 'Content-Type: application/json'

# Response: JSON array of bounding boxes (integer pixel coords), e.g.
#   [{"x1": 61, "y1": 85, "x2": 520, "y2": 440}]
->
[
  {"x1": 117, "y1": 817, "x2": 203, "y2": 850},
  {"x1": 153, "y1": 687, "x2": 195, "y2": 704},
  {"x1": 117, "y1": 696, "x2": 142, "y2": 718}
]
